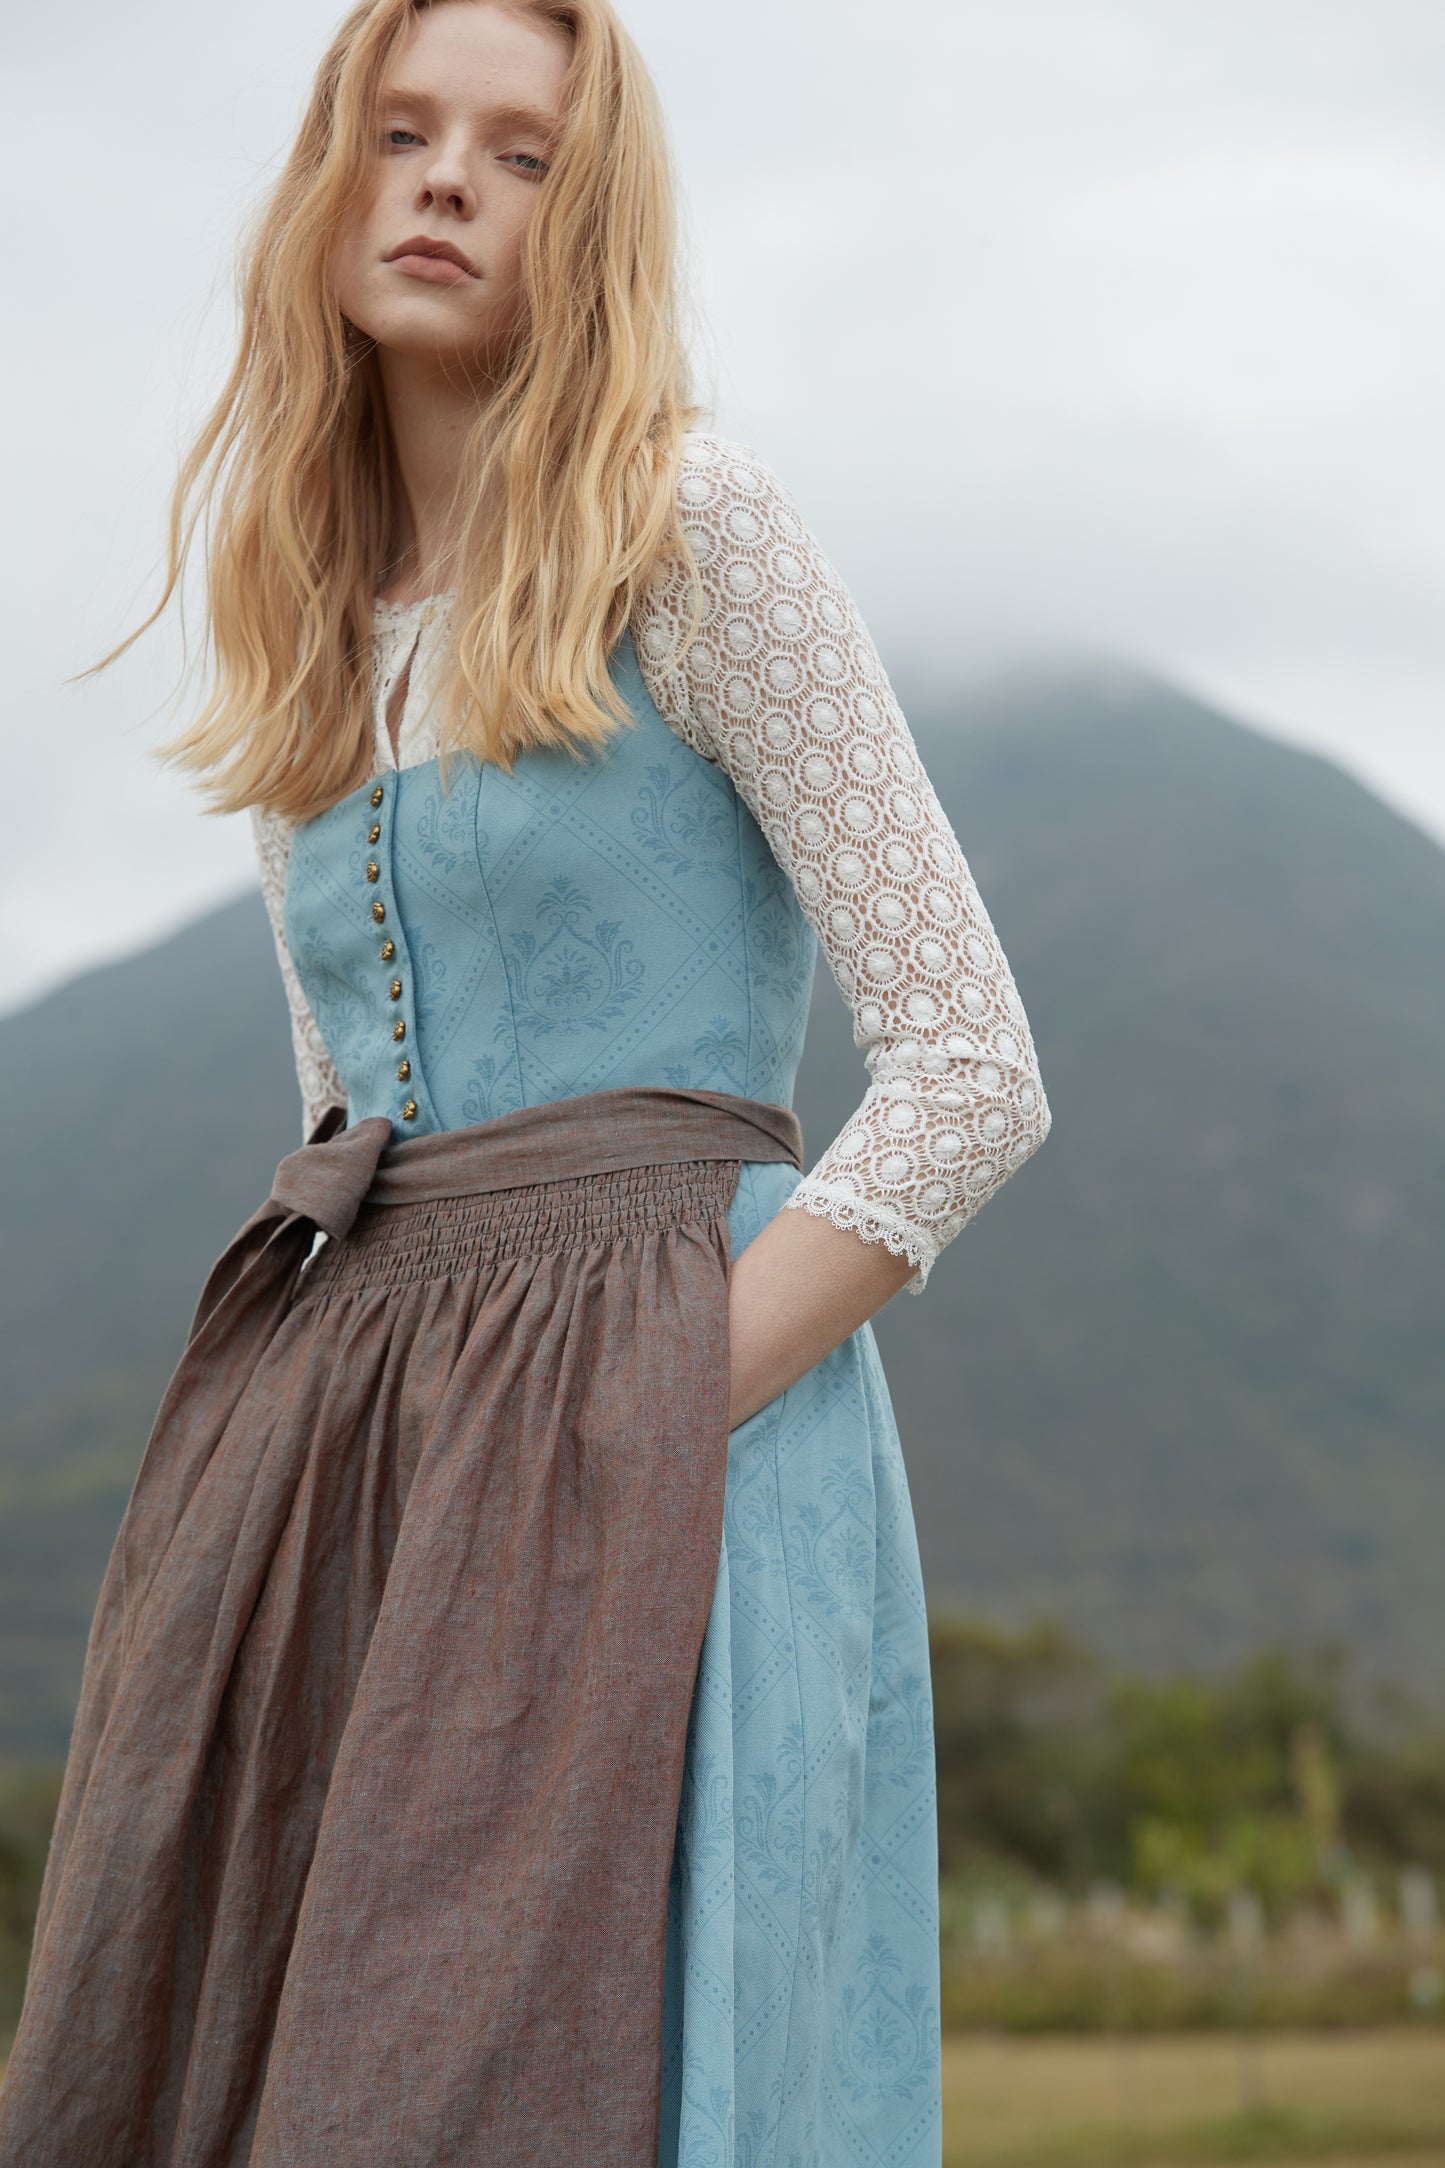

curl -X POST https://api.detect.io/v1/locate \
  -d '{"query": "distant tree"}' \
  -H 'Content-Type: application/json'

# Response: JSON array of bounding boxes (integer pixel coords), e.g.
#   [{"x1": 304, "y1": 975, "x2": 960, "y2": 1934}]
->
[
  {"x1": 929, "y1": 1619, "x2": 1445, "y2": 1906},
  {"x1": 929, "y1": 1616, "x2": 1111, "y2": 1883}
]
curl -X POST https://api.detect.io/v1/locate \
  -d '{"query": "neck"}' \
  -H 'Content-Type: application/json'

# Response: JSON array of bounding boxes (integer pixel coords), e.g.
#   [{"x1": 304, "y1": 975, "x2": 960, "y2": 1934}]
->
[{"x1": 375, "y1": 346, "x2": 506, "y2": 603}]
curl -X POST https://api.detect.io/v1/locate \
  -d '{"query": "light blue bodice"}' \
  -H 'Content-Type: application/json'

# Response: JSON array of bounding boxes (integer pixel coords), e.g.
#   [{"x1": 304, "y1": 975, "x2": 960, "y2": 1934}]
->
[{"x1": 283, "y1": 632, "x2": 819, "y2": 1138}]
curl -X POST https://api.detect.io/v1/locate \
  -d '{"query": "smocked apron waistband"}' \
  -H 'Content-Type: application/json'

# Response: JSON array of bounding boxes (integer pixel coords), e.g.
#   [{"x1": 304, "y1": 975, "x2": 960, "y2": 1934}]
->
[
  {"x1": 185, "y1": 1085, "x2": 801, "y2": 1355},
  {"x1": 270, "y1": 1084, "x2": 803, "y2": 1240}
]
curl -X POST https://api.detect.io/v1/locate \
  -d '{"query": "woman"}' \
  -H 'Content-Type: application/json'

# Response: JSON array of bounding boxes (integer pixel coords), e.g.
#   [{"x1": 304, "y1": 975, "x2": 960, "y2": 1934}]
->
[{"x1": 0, "y1": 2, "x2": 1051, "y2": 2162}]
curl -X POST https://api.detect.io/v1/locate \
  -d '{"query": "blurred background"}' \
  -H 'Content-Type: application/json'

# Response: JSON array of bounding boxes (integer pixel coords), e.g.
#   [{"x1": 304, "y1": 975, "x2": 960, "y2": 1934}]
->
[{"x1": 5, "y1": 3, "x2": 1445, "y2": 2159}]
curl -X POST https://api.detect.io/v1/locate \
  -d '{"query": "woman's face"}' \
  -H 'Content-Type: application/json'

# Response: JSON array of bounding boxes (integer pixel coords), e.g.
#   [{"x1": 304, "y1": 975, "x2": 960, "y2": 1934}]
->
[{"x1": 335, "y1": 1, "x2": 571, "y2": 380}]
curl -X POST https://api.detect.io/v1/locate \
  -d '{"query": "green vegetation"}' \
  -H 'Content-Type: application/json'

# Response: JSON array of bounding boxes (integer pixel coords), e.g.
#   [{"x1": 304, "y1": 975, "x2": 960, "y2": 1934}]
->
[
  {"x1": 0, "y1": 1765, "x2": 61, "y2": 2045},
  {"x1": 932, "y1": 1617, "x2": 1445, "y2": 1902},
  {"x1": 931, "y1": 1618, "x2": 1445, "y2": 2033}
]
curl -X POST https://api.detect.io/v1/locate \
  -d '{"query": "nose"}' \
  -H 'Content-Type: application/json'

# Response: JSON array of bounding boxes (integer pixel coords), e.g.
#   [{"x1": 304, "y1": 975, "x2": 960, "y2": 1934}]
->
[{"x1": 414, "y1": 131, "x2": 477, "y2": 220}]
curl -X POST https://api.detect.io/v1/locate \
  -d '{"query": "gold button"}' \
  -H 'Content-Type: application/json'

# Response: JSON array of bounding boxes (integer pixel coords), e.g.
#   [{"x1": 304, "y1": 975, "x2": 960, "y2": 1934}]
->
[
  {"x1": 368, "y1": 823, "x2": 381, "y2": 845},
  {"x1": 392, "y1": 1019, "x2": 406, "y2": 1042},
  {"x1": 388, "y1": 978, "x2": 403, "y2": 1002},
  {"x1": 365, "y1": 860, "x2": 380, "y2": 883},
  {"x1": 396, "y1": 1057, "x2": 411, "y2": 1081},
  {"x1": 401, "y1": 1099, "x2": 418, "y2": 1121},
  {"x1": 380, "y1": 938, "x2": 396, "y2": 962},
  {"x1": 371, "y1": 901, "x2": 386, "y2": 923},
  {"x1": 370, "y1": 785, "x2": 384, "y2": 808}
]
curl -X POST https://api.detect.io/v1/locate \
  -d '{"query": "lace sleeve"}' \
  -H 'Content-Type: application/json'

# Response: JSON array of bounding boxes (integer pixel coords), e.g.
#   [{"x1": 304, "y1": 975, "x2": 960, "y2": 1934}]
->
[
  {"x1": 634, "y1": 432, "x2": 1052, "y2": 1292},
  {"x1": 249, "y1": 805, "x2": 349, "y2": 1140}
]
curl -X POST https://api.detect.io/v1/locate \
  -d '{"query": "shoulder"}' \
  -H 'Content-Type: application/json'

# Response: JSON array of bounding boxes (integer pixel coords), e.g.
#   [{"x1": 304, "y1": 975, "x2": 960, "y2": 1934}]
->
[
  {"x1": 637, "y1": 430, "x2": 849, "y2": 734},
  {"x1": 641, "y1": 428, "x2": 797, "y2": 640},
  {"x1": 660, "y1": 431, "x2": 832, "y2": 630},
  {"x1": 672, "y1": 428, "x2": 804, "y2": 537}
]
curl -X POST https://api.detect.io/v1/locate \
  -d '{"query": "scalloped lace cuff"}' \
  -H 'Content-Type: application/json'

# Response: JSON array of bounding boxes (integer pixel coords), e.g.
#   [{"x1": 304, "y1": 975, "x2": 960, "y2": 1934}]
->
[{"x1": 782, "y1": 1179, "x2": 936, "y2": 1294}]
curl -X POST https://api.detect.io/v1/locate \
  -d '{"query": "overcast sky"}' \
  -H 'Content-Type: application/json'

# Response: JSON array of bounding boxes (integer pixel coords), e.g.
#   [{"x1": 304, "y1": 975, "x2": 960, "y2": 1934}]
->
[{"x1": 9, "y1": 0, "x2": 1444, "y2": 1012}]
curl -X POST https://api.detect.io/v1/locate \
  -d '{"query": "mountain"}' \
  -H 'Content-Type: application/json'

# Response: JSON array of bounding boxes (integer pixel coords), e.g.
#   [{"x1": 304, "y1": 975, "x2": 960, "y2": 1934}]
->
[
  {"x1": 0, "y1": 901, "x2": 302, "y2": 1754},
  {"x1": 3, "y1": 662, "x2": 1443, "y2": 1755},
  {"x1": 829, "y1": 664, "x2": 1445, "y2": 1701}
]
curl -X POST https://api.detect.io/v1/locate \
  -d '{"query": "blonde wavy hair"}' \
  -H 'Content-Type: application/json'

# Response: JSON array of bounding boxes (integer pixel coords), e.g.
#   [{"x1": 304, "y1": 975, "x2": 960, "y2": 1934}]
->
[{"x1": 89, "y1": 0, "x2": 702, "y2": 822}]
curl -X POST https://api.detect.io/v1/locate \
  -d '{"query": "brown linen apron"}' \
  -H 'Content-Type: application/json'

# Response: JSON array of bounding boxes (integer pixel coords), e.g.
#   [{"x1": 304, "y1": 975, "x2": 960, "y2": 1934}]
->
[{"x1": 0, "y1": 1085, "x2": 801, "y2": 2167}]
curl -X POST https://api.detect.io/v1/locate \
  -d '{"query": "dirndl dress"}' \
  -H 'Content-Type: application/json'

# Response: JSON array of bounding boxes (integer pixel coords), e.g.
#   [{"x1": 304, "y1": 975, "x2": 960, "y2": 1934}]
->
[{"x1": 0, "y1": 635, "x2": 944, "y2": 2165}]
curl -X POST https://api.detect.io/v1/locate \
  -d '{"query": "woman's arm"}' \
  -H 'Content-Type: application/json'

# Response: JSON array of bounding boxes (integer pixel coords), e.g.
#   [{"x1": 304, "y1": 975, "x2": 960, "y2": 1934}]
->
[
  {"x1": 725, "y1": 1203, "x2": 914, "y2": 1427},
  {"x1": 250, "y1": 805, "x2": 350, "y2": 1139},
  {"x1": 636, "y1": 433, "x2": 1053, "y2": 1418}
]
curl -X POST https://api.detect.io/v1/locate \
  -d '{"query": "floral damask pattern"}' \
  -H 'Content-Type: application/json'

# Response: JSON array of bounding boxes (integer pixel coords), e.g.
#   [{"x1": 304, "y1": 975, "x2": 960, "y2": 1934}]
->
[
  {"x1": 631, "y1": 761, "x2": 737, "y2": 879},
  {"x1": 289, "y1": 904, "x2": 380, "y2": 1088},
  {"x1": 662, "y1": 1018, "x2": 750, "y2": 1094},
  {"x1": 656, "y1": 1159, "x2": 942, "y2": 2166},
  {"x1": 502, "y1": 875, "x2": 646, "y2": 1037},
  {"x1": 460, "y1": 1053, "x2": 524, "y2": 1125},
  {"x1": 832, "y1": 1937, "x2": 938, "y2": 2111},
  {"x1": 413, "y1": 782, "x2": 478, "y2": 876}
]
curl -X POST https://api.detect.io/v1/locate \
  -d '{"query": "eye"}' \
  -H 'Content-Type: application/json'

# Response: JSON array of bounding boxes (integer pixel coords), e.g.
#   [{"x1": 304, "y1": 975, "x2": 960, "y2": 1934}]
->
[
  {"x1": 503, "y1": 152, "x2": 549, "y2": 177},
  {"x1": 386, "y1": 128, "x2": 421, "y2": 149}
]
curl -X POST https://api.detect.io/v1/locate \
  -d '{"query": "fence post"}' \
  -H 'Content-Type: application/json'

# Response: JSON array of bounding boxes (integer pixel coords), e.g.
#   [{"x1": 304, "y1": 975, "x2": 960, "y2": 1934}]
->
[
  {"x1": 1399, "y1": 1867, "x2": 1438, "y2": 1947},
  {"x1": 1341, "y1": 1876, "x2": 1380, "y2": 1951},
  {"x1": 1226, "y1": 1886, "x2": 1267, "y2": 2115}
]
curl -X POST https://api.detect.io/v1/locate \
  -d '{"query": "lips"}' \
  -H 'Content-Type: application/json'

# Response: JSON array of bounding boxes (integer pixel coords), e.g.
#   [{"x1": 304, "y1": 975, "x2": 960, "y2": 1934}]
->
[{"x1": 385, "y1": 235, "x2": 477, "y2": 276}]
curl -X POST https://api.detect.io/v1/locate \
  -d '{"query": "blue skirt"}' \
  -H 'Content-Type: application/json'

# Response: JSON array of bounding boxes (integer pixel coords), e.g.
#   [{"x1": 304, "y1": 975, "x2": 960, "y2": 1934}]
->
[{"x1": 658, "y1": 1161, "x2": 943, "y2": 2165}]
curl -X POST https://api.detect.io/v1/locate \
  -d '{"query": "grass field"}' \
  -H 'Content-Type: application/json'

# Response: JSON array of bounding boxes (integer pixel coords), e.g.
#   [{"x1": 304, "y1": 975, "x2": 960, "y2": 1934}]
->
[
  {"x1": 4, "y1": 2025, "x2": 1443, "y2": 2162},
  {"x1": 942, "y1": 2028, "x2": 1445, "y2": 2167}
]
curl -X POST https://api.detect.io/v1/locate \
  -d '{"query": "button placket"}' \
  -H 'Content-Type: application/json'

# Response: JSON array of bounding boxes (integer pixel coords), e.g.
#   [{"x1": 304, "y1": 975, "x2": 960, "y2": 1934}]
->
[{"x1": 363, "y1": 777, "x2": 419, "y2": 1128}]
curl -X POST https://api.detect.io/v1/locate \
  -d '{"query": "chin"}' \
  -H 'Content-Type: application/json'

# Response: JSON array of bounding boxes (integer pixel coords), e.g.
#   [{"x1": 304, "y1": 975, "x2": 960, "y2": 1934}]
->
[{"x1": 363, "y1": 301, "x2": 485, "y2": 355}]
